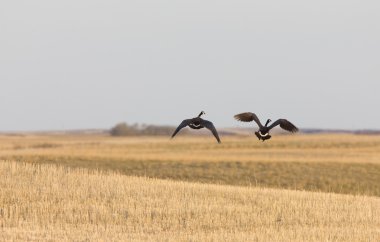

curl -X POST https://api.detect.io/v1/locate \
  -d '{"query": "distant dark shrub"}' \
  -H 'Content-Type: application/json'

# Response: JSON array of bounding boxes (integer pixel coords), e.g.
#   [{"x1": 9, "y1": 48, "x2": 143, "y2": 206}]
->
[{"x1": 110, "y1": 123, "x2": 136, "y2": 136}]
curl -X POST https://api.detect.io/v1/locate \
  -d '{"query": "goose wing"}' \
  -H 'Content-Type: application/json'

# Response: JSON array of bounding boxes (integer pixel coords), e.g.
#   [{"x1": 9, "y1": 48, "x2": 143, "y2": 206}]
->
[
  {"x1": 201, "y1": 120, "x2": 221, "y2": 143},
  {"x1": 268, "y1": 119, "x2": 298, "y2": 133},
  {"x1": 171, "y1": 119, "x2": 191, "y2": 138},
  {"x1": 234, "y1": 112, "x2": 263, "y2": 128}
]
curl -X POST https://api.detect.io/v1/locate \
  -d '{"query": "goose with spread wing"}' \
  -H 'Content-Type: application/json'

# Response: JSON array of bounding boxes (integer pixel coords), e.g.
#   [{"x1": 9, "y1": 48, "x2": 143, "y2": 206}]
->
[
  {"x1": 234, "y1": 112, "x2": 298, "y2": 141},
  {"x1": 171, "y1": 111, "x2": 221, "y2": 143}
]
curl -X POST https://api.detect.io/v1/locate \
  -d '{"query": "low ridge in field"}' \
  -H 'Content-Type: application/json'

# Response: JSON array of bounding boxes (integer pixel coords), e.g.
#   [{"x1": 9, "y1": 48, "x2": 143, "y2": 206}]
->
[{"x1": 0, "y1": 161, "x2": 379, "y2": 241}]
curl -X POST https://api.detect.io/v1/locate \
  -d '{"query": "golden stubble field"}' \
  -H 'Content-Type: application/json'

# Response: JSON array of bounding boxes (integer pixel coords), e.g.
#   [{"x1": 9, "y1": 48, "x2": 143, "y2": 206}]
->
[
  {"x1": 0, "y1": 133, "x2": 379, "y2": 196},
  {"x1": 0, "y1": 161, "x2": 379, "y2": 241},
  {"x1": 1, "y1": 133, "x2": 380, "y2": 241}
]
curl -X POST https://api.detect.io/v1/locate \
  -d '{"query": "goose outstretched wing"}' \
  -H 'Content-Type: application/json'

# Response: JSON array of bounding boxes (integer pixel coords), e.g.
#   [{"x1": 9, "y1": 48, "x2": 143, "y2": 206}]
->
[
  {"x1": 268, "y1": 119, "x2": 298, "y2": 133},
  {"x1": 234, "y1": 112, "x2": 263, "y2": 128},
  {"x1": 171, "y1": 119, "x2": 191, "y2": 138},
  {"x1": 201, "y1": 120, "x2": 221, "y2": 143}
]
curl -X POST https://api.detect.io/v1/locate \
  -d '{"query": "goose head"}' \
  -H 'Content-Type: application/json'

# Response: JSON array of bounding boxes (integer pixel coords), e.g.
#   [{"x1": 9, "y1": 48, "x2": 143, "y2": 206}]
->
[
  {"x1": 265, "y1": 119, "x2": 272, "y2": 127},
  {"x1": 198, "y1": 111, "x2": 206, "y2": 117}
]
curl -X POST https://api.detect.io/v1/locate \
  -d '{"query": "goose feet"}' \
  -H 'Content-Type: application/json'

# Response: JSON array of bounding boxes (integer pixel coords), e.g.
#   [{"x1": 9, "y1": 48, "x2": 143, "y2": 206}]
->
[
  {"x1": 255, "y1": 132, "x2": 271, "y2": 142},
  {"x1": 255, "y1": 131, "x2": 262, "y2": 140}
]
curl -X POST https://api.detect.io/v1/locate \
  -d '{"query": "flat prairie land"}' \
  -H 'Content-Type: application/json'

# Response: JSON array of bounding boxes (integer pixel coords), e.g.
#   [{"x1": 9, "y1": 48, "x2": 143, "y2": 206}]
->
[
  {"x1": 0, "y1": 161, "x2": 379, "y2": 241},
  {"x1": 0, "y1": 134, "x2": 379, "y2": 196}
]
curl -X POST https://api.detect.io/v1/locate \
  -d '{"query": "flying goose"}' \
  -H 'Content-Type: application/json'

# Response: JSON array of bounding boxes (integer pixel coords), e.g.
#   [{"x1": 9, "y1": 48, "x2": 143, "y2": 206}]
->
[
  {"x1": 171, "y1": 111, "x2": 221, "y2": 143},
  {"x1": 234, "y1": 112, "x2": 298, "y2": 141}
]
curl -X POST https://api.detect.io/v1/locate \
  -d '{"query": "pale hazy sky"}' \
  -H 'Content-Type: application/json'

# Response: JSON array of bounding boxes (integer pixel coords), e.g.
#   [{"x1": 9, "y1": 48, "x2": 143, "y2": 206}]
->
[{"x1": 1, "y1": 0, "x2": 379, "y2": 131}]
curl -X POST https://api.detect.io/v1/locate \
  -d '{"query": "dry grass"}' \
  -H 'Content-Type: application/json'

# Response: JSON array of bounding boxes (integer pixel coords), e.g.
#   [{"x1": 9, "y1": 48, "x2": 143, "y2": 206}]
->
[
  {"x1": 0, "y1": 134, "x2": 379, "y2": 196},
  {"x1": 1, "y1": 161, "x2": 379, "y2": 241}
]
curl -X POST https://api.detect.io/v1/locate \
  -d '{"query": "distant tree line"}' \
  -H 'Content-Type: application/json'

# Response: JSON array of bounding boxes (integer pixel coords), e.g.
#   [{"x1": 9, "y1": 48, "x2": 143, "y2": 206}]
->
[{"x1": 110, "y1": 122, "x2": 187, "y2": 136}]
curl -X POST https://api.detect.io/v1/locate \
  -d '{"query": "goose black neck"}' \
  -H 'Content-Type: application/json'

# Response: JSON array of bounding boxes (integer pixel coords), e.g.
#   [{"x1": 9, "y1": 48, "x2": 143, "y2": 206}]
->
[
  {"x1": 265, "y1": 119, "x2": 271, "y2": 127},
  {"x1": 198, "y1": 112, "x2": 204, "y2": 117}
]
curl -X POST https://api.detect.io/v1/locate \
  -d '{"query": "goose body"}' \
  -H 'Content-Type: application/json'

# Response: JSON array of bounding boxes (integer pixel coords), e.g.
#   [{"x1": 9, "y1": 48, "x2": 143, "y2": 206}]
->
[
  {"x1": 234, "y1": 112, "x2": 298, "y2": 141},
  {"x1": 171, "y1": 111, "x2": 221, "y2": 143}
]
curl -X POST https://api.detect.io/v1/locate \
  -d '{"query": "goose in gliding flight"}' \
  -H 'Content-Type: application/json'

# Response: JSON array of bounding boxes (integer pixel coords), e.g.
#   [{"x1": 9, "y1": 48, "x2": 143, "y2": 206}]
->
[
  {"x1": 171, "y1": 111, "x2": 221, "y2": 143},
  {"x1": 234, "y1": 112, "x2": 298, "y2": 141}
]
